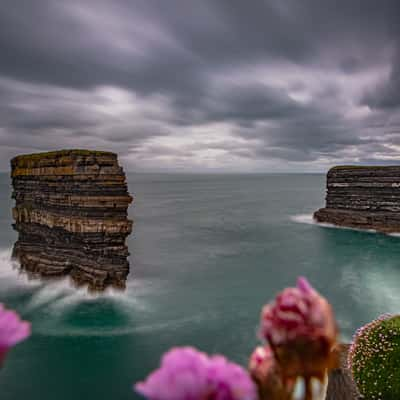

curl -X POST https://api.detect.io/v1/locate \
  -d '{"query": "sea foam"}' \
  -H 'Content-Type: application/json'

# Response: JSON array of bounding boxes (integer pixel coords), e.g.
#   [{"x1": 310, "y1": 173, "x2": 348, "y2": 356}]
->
[
  {"x1": 290, "y1": 213, "x2": 380, "y2": 234},
  {"x1": 0, "y1": 247, "x2": 159, "y2": 337}
]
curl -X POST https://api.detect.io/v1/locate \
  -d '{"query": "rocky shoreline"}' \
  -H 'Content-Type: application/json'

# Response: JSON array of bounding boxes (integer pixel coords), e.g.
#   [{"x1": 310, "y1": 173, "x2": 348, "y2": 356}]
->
[
  {"x1": 11, "y1": 149, "x2": 133, "y2": 290},
  {"x1": 314, "y1": 166, "x2": 400, "y2": 233}
]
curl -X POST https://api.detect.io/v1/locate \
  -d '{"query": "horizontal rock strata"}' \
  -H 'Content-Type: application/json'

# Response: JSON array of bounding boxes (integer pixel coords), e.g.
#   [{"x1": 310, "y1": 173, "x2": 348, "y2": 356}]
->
[
  {"x1": 314, "y1": 166, "x2": 400, "y2": 233},
  {"x1": 326, "y1": 344, "x2": 360, "y2": 400},
  {"x1": 11, "y1": 150, "x2": 133, "y2": 290}
]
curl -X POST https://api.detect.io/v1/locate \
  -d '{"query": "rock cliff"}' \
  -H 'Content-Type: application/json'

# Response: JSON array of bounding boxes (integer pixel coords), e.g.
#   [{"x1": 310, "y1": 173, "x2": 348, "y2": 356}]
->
[
  {"x1": 314, "y1": 166, "x2": 400, "y2": 233},
  {"x1": 326, "y1": 344, "x2": 360, "y2": 400},
  {"x1": 11, "y1": 149, "x2": 133, "y2": 290}
]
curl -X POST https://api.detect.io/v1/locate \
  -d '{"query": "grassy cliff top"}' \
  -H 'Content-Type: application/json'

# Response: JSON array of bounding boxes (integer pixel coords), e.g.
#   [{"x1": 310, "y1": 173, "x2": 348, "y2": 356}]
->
[
  {"x1": 11, "y1": 149, "x2": 116, "y2": 164},
  {"x1": 330, "y1": 165, "x2": 400, "y2": 171}
]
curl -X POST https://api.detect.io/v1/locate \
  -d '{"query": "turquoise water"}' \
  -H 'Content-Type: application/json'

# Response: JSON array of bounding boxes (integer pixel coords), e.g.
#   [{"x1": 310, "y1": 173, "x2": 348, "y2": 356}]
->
[{"x1": 1, "y1": 173, "x2": 400, "y2": 399}]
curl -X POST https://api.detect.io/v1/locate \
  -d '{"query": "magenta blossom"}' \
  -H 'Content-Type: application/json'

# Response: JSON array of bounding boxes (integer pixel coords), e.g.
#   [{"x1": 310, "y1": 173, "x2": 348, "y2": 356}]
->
[
  {"x1": 134, "y1": 347, "x2": 257, "y2": 400},
  {"x1": 249, "y1": 346, "x2": 275, "y2": 377},
  {"x1": 0, "y1": 303, "x2": 31, "y2": 364},
  {"x1": 249, "y1": 346, "x2": 293, "y2": 400},
  {"x1": 259, "y1": 277, "x2": 338, "y2": 380}
]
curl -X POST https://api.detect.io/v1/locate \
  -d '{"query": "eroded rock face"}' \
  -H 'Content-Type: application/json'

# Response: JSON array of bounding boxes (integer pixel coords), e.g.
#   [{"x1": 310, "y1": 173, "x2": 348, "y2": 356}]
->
[
  {"x1": 314, "y1": 166, "x2": 400, "y2": 233},
  {"x1": 11, "y1": 149, "x2": 133, "y2": 290},
  {"x1": 326, "y1": 344, "x2": 360, "y2": 400}
]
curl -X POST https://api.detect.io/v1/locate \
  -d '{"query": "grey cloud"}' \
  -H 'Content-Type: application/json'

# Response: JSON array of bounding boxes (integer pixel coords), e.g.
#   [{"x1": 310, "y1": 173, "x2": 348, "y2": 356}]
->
[
  {"x1": 1, "y1": 0, "x2": 400, "y2": 171},
  {"x1": 0, "y1": 79, "x2": 173, "y2": 164},
  {"x1": 1, "y1": 0, "x2": 399, "y2": 91},
  {"x1": 363, "y1": 50, "x2": 400, "y2": 109},
  {"x1": 204, "y1": 85, "x2": 304, "y2": 124}
]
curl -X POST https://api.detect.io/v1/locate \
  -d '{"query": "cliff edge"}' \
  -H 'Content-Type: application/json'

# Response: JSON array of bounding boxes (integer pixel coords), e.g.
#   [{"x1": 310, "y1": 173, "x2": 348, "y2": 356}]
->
[
  {"x1": 326, "y1": 344, "x2": 360, "y2": 400},
  {"x1": 314, "y1": 165, "x2": 400, "y2": 233},
  {"x1": 11, "y1": 149, "x2": 133, "y2": 290}
]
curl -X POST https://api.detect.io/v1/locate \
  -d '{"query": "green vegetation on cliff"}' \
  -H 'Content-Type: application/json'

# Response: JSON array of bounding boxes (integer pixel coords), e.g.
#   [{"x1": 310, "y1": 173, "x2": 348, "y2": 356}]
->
[
  {"x1": 330, "y1": 165, "x2": 400, "y2": 171},
  {"x1": 11, "y1": 149, "x2": 115, "y2": 165},
  {"x1": 349, "y1": 315, "x2": 400, "y2": 400}
]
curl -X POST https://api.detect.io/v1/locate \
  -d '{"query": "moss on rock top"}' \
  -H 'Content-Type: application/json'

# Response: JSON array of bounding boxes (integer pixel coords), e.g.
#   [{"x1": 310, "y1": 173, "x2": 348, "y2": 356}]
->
[
  {"x1": 11, "y1": 149, "x2": 117, "y2": 169},
  {"x1": 329, "y1": 165, "x2": 400, "y2": 172},
  {"x1": 12, "y1": 149, "x2": 115, "y2": 162}
]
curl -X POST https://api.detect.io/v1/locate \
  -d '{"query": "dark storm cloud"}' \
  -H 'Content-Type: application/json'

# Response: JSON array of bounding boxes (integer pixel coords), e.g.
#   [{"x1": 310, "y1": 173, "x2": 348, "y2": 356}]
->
[
  {"x1": 1, "y1": 0, "x2": 400, "y2": 171},
  {"x1": 2, "y1": 0, "x2": 398, "y2": 89},
  {"x1": 363, "y1": 49, "x2": 400, "y2": 109},
  {"x1": 202, "y1": 85, "x2": 305, "y2": 124}
]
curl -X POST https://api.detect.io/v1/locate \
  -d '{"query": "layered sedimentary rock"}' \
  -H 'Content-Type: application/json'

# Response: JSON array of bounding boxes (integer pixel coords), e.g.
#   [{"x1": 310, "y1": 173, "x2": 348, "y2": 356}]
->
[
  {"x1": 11, "y1": 150, "x2": 133, "y2": 290},
  {"x1": 326, "y1": 344, "x2": 360, "y2": 400},
  {"x1": 314, "y1": 166, "x2": 400, "y2": 233}
]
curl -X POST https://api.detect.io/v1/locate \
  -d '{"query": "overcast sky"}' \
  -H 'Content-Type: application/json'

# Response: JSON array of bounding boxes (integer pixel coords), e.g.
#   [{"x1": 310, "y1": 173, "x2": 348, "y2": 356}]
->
[{"x1": 1, "y1": 0, "x2": 400, "y2": 172}]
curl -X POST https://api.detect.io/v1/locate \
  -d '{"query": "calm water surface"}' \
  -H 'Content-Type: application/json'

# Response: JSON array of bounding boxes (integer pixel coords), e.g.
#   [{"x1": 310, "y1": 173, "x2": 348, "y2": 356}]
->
[{"x1": 1, "y1": 173, "x2": 399, "y2": 399}]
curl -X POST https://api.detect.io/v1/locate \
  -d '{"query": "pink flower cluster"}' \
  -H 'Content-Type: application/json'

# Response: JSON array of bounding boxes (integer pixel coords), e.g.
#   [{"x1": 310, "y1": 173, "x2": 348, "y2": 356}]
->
[
  {"x1": 248, "y1": 346, "x2": 293, "y2": 400},
  {"x1": 134, "y1": 277, "x2": 338, "y2": 400},
  {"x1": 248, "y1": 346, "x2": 274, "y2": 376},
  {"x1": 347, "y1": 313, "x2": 392, "y2": 371},
  {"x1": 135, "y1": 347, "x2": 256, "y2": 400},
  {"x1": 259, "y1": 277, "x2": 336, "y2": 347},
  {"x1": 0, "y1": 303, "x2": 31, "y2": 365},
  {"x1": 258, "y1": 277, "x2": 338, "y2": 380}
]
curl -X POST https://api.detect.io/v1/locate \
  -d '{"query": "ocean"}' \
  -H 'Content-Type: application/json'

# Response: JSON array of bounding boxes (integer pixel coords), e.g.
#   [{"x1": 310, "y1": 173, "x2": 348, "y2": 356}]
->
[{"x1": 1, "y1": 172, "x2": 399, "y2": 399}]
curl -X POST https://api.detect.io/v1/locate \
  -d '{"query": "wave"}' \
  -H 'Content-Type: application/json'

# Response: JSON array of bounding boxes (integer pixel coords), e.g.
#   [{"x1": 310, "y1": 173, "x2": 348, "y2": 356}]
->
[
  {"x1": 0, "y1": 247, "x2": 163, "y2": 337},
  {"x1": 336, "y1": 257, "x2": 400, "y2": 341},
  {"x1": 0, "y1": 248, "x2": 155, "y2": 308},
  {"x1": 0, "y1": 249, "x2": 43, "y2": 292},
  {"x1": 35, "y1": 312, "x2": 218, "y2": 337},
  {"x1": 290, "y1": 213, "x2": 316, "y2": 225},
  {"x1": 290, "y1": 213, "x2": 380, "y2": 234},
  {"x1": 352, "y1": 265, "x2": 400, "y2": 316}
]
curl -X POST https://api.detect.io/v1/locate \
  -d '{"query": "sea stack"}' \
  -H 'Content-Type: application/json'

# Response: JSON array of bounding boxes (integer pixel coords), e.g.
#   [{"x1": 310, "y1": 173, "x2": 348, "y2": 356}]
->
[
  {"x1": 11, "y1": 149, "x2": 133, "y2": 290},
  {"x1": 314, "y1": 165, "x2": 400, "y2": 233}
]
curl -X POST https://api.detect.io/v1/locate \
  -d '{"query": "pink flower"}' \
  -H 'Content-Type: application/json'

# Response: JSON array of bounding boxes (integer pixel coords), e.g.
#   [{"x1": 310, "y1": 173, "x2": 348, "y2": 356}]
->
[
  {"x1": 249, "y1": 346, "x2": 293, "y2": 400},
  {"x1": 0, "y1": 303, "x2": 31, "y2": 365},
  {"x1": 259, "y1": 277, "x2": 338, "y2": 380},
  {"x1": 134, "y1": 347, "x2": 257, "y2": 400},
  {"x1": 347, "y1": 313, "x2": 392, "y2": 371},
  {"x1": 249, "y1": 346, "x2": 275, "y2": 378}
]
